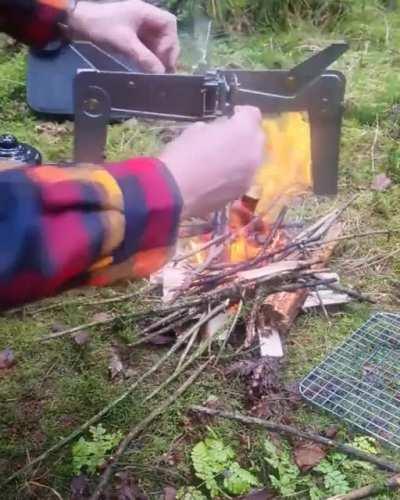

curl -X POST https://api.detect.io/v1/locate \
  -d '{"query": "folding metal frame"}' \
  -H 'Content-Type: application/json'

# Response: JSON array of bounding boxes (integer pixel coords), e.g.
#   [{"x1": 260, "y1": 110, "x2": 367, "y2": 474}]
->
[{"x1": 73, "y1": 43, "x2": 348, "y2": 195}]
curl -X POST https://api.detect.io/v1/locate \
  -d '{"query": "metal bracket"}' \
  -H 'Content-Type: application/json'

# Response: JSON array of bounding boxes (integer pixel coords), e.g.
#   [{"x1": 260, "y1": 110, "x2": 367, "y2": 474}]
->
[{"x1": 73, "y1": 43, "x2": 348, "y2": 195}]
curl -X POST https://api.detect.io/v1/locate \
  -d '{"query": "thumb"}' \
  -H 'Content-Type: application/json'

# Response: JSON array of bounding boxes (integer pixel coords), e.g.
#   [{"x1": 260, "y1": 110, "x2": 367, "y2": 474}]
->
[{"x1": 129, "y1": 36, "x2": 165, "y2": 73}]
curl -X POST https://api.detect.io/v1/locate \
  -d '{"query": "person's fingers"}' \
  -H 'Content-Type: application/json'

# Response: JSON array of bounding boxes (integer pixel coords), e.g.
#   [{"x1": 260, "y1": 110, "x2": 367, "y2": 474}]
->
[
  {"x1": 140, "y1": 5, "x2": 179, "y2": 71},
  {"x1": 233, "y1": 105, "x2": 263, "y2": 124},
  {"x1": 151, "y1": 11, "x2": 179, "y2": 72},
  {"x1": 129, "y1": 35, "x2": 165, "y2": 73},
  {"x1": 156, "y1": 34, "x2": 180, "y2": 72},
  {"x1": 167, "y1": 42, "x2": 180, "y2": 72}
]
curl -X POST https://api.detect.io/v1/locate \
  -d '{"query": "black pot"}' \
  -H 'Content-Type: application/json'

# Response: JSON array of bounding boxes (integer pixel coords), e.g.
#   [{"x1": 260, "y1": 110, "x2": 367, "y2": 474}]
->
[{"x1": 0, "y1": 135, "x2": 42, "y2": 167}]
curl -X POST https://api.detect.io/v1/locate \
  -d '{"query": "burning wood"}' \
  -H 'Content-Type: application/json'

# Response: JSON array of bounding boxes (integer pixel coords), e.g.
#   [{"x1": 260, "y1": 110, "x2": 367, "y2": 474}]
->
[
  {"x1": 144, "y1": 199, "x2": 350, "y2": 362},
  {"x1": 259, "y1": 222, "x2": 344, "y2": 356}
]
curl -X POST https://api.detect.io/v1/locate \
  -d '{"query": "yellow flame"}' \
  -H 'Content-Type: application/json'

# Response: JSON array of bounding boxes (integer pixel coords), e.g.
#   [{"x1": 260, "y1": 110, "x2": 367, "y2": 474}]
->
[
  {"x1": 253, "y1": 112, "x2": 313, "y2": 220},
  {"x1": 229, "y1": 234, "x2": 260, "y2": 264}
]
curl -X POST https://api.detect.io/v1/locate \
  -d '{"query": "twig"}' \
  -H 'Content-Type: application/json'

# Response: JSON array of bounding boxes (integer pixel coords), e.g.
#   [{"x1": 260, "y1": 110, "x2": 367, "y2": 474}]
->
[
  {"x1": 5, "y1": 305, "x2": 225, "y2": 486},
  {"x1": 141, "y1": 310, "x2": 185, "y2": 335},
  {"x1": 245, "y1": 289, "x2": 263, "y2": 348},
  {"x1": 128, "y1": 309, "x2": 200, "y2": 348},
  {"x1": 191, "y1": 406, "x2": 400, "y2": 473},
  {"x1": 173, "y1": 213, "x2": 264, "y2": 268},
  {"x1": 40, "y1": 304, "x2": 190, "y2": 342},
  {"x1": 26, "y1": 481, "x2": 63, "y2": 500},
  {"x1": 370, "y1": 117, "x2": 380, "y2": 174},
  {"x1": 192, "y1": 208, "x2": 344, "y2": 287},
  {"x1": 144, "y1": 303, "x2": 228, "y2": 402},
  {"x1": 9, "y1": 285, "x2": 155, "y2": 316},
  {"x1": 328, "y1": 474, "x2": 400, "y2": 500},
  {"x1": 40, "y1": 313, "x2": 148, "y2": 341},
  {"x1": 294, "y1": 198, "x2": 356, "y2": 244},
  {"x1": 315, "y1": 288, "x2": 331, "y2": 323},
  {"x1": 352, "y1": 246, "x2": 400, "y2": 270},
  {"x1": 260, "y1": 206, "x2": 288, "y2": 253},
  {"x1": 185, "y1": 277, "x2": 337, "y2": 309},
  {"x1": 89, "y1": 360, "x2": 212, "y2": 500},
  {"x1": 325, "y1": 282, "x2": 376, "y2": 304},
  {"x1": 215, "y1": 301, "x2": 243, "y2": 364},
  {"x1": 178, "y1": 301, "x2": 228, "y2": 347},
  {"x1": 144, "y1": 317, "x2": 221, "y2": 403},
  {"x1": 174, "y1": 312, "x2": 205, "y2": 373},
  {"x1": 173, "y1": 232, "x2": 230, "y2": 264},
  {"x1": 308, "y1": 229, "x2": 400, "y2": 248},
  {"x1": 195, "y1": 243, "x2": 226, "y2": 274}
]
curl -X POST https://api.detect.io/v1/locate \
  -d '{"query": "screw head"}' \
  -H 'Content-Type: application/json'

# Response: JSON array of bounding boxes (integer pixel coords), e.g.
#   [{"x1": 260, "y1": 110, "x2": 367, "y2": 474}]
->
[{"x1": 84, "y1": 97, "x2": 100, "y2": 113}]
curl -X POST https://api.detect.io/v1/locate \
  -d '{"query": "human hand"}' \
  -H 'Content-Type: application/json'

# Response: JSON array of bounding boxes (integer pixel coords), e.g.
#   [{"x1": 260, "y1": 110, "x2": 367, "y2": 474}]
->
[
  {"x1": 67, "y1": 0, "x2": 179, "y2": 73},
  {"x1": 160, "y1": 106, "x2": 265, "y2": 219}
]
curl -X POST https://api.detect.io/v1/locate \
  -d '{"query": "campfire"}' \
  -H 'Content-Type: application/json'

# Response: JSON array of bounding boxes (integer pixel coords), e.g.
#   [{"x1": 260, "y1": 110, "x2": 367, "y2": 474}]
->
[{"x1": 148, "y1": 113, "x2": 353, "y2": 361}]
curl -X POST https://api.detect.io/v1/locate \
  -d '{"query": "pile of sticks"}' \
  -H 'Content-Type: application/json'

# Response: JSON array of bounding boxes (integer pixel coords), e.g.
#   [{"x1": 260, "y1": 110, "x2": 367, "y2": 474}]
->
[{"x1": 131, "y1": 199, "x2": 371, "y2": 359}]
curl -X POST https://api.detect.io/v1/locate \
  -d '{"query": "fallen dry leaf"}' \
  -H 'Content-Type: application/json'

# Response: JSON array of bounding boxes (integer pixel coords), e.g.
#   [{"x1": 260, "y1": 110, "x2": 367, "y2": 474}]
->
[
  {"x1": 72, "y1": 331, "x2": 91, "y2": 346},
  {"x1": 163, "y1": 486, "x2": 177, "y2": 500},
  {"x1": 324, "y1": 426, "x2": 339, "y2": 439},
  {"x1": 371, "y1": 173, "x2": 392, "y2": 192},
  {"x1": 0, "y1": 348, "x2": 15, "y2": 370},
  {"x1": 294, "y1": 441, "x2": 327, "y2": 472}
]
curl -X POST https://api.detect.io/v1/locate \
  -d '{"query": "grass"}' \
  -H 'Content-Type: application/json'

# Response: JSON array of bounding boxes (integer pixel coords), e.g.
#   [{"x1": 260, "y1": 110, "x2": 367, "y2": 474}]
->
[{"x1": 1, "y1": 1, "x2": 400, "y2": 498}]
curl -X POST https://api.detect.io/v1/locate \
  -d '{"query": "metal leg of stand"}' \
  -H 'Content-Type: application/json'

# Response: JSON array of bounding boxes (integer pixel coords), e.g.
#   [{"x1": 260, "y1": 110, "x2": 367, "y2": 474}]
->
[{"x1": 74, "y1": 84, "x2": 111, "y2": 164}]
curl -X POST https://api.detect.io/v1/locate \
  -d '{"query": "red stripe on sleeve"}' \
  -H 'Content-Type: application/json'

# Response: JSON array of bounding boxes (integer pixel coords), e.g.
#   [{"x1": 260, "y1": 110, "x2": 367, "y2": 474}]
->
[{"x1": 107, "y1": 158, "x2": 182, "y2": 252}]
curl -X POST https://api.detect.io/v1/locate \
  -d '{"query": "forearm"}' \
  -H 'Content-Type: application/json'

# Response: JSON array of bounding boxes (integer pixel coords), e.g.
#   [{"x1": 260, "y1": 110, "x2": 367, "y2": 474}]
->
[{"x1": 0, "y1": 158, "x2": 182, "y2": 309}]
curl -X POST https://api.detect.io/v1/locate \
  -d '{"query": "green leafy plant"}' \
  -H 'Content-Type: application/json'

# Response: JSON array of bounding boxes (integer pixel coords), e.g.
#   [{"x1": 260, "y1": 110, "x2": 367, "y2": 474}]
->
[
  {"x1": 352, "y1": 436, "x2": 378, "y2": 455},
  {"x1": 314, "y1": 460, "x2": 351, "y2": 496},
  {"x1": 264, "y1": 439, "x2": 353, "y2": 499},
  {"x1": 176, "y1": 486, "x2": 207, "y2": 500},
  {"x1": 189, "y1": 436, "x2": 259, "y2": 497},
  {"x1": 264, "y1": 439, "x2": 308, "y2": 497},
  {"x1": 72, "y1": 424, "x2": 122, "y2": 475}
]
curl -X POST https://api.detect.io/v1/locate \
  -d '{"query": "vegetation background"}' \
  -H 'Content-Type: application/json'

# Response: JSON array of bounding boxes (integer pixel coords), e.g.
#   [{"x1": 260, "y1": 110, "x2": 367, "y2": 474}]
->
[{"x1": 0, "y1": 0, "x2": 400, "y2": 498}]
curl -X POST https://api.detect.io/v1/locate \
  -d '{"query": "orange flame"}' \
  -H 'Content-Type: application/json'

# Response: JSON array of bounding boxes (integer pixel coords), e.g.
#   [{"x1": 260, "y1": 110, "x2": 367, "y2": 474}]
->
[
  {"x1": 254, "y1": 112, "x2": 313, "y2": 221},
  {"x1": 183, "y1": 112, "x2": 312, "y2": 266}
]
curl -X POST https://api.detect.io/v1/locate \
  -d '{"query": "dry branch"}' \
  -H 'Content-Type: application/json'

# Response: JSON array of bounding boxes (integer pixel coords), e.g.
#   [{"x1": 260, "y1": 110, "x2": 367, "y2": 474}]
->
[
  {"x1": 325, "y1": 282, "x2": 376, "y2": 304},
  {"x1": 128, "y1": 308, "x2": 200, "y2": 348},
  {"x1": 191, "y1": 406, "x2": 400, "y2": 473},
  {"x1": 89, "y1": 360, "x2": 211, "y2": 500},
  {"x1": 262, "y1": 222, "x2": 343, "y2": 336},
  {"x1": 215, "y1": 300, "x2": 243, "y2": 363},
  {"x1": 328, "y1": 474, "x2": 400, "y2": 500},
  {"x1": 40, "y1": 303, "x2": 192, "y2": 342},
  {"x1": 40, "y1": 311, "x2": 143, "y2": 341},
  {"x1": 5, "y1": 304, "x2": 227, "y2": 486},
  {"x1": 145, "y1": 321, "x2": 220, "y2": 402}
]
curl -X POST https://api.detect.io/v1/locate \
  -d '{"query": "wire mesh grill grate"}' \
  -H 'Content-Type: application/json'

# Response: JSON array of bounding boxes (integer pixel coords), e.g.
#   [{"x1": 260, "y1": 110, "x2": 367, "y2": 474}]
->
[{"x1": 300, "y1": 313, "x2": 400, "y2": 450}]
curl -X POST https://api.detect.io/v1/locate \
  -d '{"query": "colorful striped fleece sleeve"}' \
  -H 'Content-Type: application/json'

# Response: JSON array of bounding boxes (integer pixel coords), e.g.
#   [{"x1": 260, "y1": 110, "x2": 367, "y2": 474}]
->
[
  {"x1": 0, "y1": 1, "x2": 183, "y2": 309},
  {"x1": 0, "y1": 159, "x2": 183, "y2": 309},
  {"x1": 0, "y1": 0, "x2": 69, "y2": 47}
]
